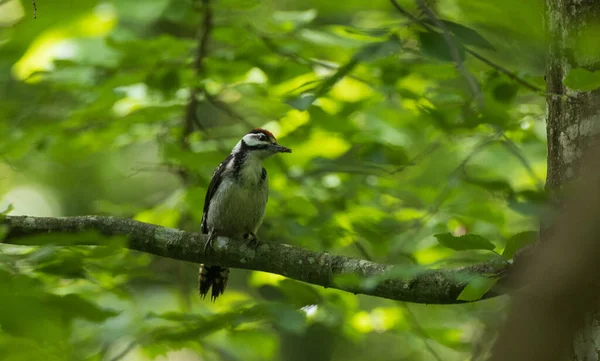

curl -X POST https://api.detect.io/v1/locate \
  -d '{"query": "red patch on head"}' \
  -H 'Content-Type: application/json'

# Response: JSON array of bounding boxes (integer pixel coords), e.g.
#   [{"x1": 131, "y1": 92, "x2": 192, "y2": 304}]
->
[{"x1": 250, "y1": 128, "x2": 276, "y2": 141}]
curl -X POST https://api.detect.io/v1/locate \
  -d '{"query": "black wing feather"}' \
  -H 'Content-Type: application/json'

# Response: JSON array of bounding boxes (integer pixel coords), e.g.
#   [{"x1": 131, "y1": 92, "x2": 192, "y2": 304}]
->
[
  {"x1": 261, "y1": 167, "x2": 268, "y2": 202},
  {"x1": 201, "y1": 154, "x2": 233, "y2": 234}
]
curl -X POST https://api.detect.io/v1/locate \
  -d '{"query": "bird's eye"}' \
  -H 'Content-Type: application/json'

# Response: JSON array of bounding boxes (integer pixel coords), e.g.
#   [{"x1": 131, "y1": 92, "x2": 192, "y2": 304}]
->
[{"x1": 258, "y1": 134, "x2": 267, "y2": 141}]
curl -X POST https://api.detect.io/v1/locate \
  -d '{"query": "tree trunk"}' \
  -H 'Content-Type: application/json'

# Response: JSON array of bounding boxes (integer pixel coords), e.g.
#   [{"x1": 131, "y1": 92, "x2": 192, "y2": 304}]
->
[{"x1": 545, "y1": 0, "x2": 600, "y2": 359}]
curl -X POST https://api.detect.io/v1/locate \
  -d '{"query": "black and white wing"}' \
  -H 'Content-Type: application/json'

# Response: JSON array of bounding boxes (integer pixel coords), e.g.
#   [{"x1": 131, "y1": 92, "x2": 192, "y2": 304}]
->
[{"x1": 201, "y1": 154, "x2": 233, "y2": 234}]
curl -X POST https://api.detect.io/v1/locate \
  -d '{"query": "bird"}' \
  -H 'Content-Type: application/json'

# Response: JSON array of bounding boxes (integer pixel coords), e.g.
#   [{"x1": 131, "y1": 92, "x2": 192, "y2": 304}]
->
[{"x1": 198, "y1": 128, "x2": 292, "y2": 301}]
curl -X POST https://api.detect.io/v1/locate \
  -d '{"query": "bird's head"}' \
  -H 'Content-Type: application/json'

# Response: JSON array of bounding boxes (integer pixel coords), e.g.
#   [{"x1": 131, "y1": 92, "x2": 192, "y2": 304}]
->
[{"x1": 233, "y1": 128, "x2": 292, "y2": 159}]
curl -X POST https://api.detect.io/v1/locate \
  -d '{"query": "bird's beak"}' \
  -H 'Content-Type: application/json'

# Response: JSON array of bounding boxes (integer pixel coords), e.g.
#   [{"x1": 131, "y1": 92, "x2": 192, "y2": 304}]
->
[{"x1": 271, "y1": 144, "x2": 292, "y2": 153}]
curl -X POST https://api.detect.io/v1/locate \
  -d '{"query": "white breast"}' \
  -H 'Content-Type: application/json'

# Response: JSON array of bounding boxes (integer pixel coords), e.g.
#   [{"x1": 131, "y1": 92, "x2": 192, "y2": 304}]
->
[
  {"x1": 236, "y1": 155, "x2": 263, "y2": 186},
  {"x1": 206, "y1": 159, "x2": 269, "y2": 237}
]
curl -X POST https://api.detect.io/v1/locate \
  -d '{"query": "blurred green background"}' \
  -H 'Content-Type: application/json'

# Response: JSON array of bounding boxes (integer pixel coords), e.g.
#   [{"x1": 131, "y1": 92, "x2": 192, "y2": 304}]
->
[{"x1": 0, "y1": 0, "x2": 548, "y2": 360}]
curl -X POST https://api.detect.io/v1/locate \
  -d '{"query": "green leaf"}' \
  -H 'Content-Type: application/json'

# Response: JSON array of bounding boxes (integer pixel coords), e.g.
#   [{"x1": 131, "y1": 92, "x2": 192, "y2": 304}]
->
[
  {"x1": 0, "y1": 204, "x2": 13, "y2": 216},
  {"x1": 272, "y1": 9, "x2": 318, "y2": 25},
  {"x1": 438, "y1": 20, "x2": 496, "y2": 51},
  {"x1": 277, "y1": 279, "x2": 322, "y2": 307},
  {"x1": 333, "y1": 273, "x2": 362, "y2": 289},
  {"x1": 564, "y1": 68, "x2": 600, "y2": 91},
  {"x1": 286, "y1": 57, "x2": 358, "y2": 110},
  {"x1": 457, "y1": 276, "x2": 498, "y2": 301},
  {"x1": 287, "y1": 93, "x2": 317, "y2": 111},
  {"x1": 268, "y1": 304, "x2": 307, "y2": 334},
  {"x1": 463, "y1": 174, "x2": 514, "y2": 194},
  {"x1": 145, "y1": 68, "x2": 180, "y2": 95},
  {"x1": 36, "y1": 255, "x2": 86, "y2": 278},
  {"x1": 418, "y1": 31, "x2": 465, "y2": 62},
  {"x1": 503, "y1": 231, "x2": 537, "y2": 259},
  {"x1": 423, "y1": 327, "x2": 471, "y2": 351},
  {"x1": 8, "y1": 231, "x2": 123, "y2": 247},
  {"x1": 287, "y1": 37, "x2": 400, "y2": 110},
  {"x1": 434, "y1": 233, "x2": 495, "y2": 251},
  {"x1": 0, "y1": 226, "x2": 6, "y2": 241},
  {"x1": 492, "y1": 82, "x2": 519, "y2": 103},
  {"x1": 46, "y1": 294, "x2": 119, "y2": 323},
  {"x1": 354, "y1": 36, "x2": 403, "y2": 62},
  {"x1": 507, "y1": 190, "x2": 548, "y2": 216}
]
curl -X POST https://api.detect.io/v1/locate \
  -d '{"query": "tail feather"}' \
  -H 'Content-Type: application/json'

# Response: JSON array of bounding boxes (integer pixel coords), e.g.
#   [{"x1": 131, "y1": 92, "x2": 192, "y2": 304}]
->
[{"x1": 198, "y1": 264, "x2": 229, "y2": 302}]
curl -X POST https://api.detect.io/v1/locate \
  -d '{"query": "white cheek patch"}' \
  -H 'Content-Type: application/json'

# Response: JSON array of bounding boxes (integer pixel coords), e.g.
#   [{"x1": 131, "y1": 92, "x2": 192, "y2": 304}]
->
[{"x1": 242, "y1": 134, "x2": 268, "y2": 147}]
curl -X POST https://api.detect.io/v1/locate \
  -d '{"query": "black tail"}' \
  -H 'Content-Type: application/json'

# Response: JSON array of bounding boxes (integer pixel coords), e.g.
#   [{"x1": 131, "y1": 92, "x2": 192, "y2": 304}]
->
[{"x1": 198, "y1": 264, "x2": 229, "y2": 302}]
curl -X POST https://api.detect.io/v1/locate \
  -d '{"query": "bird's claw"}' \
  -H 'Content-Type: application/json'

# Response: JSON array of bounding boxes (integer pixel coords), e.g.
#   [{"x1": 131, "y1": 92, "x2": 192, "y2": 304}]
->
[
  {"x1": 204, "y1": 230, "x2": 215, "y2": 255},
  {"x1": 244, "y1": 232, "x2": 260, "y2": 250}
]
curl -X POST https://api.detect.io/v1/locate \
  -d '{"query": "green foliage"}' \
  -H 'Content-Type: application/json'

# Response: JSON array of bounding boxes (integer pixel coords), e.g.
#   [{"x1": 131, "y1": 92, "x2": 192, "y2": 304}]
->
[
  {"x1": 502, "y1": 231, "x2": 537, "y2": 259},
  {"x1": 564, "y1": 68, "x2": 600, "y2": 91},
  {"x1": 418, "y1": 31, "x2": 466, "y2": 62},
  {"x1": 0, "y1": 0, "x2": 549, "y2": 360},
  {"x1": 457, "y1": 276, "x2": 498, "y2": 301},
  {"x1": 434, "y1": 233, "x2": 495, "y2": 251}
]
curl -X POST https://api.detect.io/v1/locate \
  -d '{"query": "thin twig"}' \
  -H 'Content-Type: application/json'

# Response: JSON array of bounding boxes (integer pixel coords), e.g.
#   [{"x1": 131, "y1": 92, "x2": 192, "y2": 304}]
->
[
  {"x1": 416, "y1": 0, "x2": 483, "y2": 108},
  {"x1": 388, "y1": 140, "x2": 442, "y2": 175},
  {"x1": 32, "y1": 0, "x2": 36, "y2": 19},
  {"x1": 108, "y1": 340, "x2": 138, "y2": 361},
  {"x1": 465, "y1": 50, "x2": 542, "y2": 93},
  {"x1": 178, "y1": 0, "x2": 214, "y2": 184},
  {"x1": 421, "y1": 137, "x2": 498, "y2": 218},
  {"x1": 302, "y1": 140, "x2": 442, "y2": 178},
  {"x1": 255, "y1": 32, "x2": 375, "y2": 88},
  {"x1": 389, "y1": 0, "x2": 543, "y2": 94},
  {"x1": 181, "y1": 0, "x2": 214, "y2": 150},
  {"x1": 500, "y1": 135, "x2": 545, "y2": 190},
  {"x1": 204, "y1": 93, "x2": 255, "y2": 129}
]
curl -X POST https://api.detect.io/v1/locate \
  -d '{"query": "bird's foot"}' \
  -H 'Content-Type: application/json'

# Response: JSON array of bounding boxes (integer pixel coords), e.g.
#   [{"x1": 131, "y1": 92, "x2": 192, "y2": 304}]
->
[
  {"x1": 204, "y1": 229, "x2": 216, "y2": 255},
  {"x1": 243, "y1": 232, "x2": 260, "y2": 250}
]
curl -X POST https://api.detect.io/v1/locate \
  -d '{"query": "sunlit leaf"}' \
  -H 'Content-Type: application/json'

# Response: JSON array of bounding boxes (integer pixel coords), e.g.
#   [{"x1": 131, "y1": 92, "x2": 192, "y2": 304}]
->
[
  {"x1": 1, "y1": 204, "x2": 13, "y2": 216},
  {"x1": 418, "y1": 31, "x2": 465, "y2": 62},
  {"x1": 273, "y1": 10, "x2": 318, "y2": 26},
  {"x1": 457, "y1": 276, "x2": 498, "y2": 301},
  {"x1": 287, "y1": 37, "x2": 400, "y2": 110},
  {"x1": 564, "y1": 68, "x2": 600, "y2": 91}
]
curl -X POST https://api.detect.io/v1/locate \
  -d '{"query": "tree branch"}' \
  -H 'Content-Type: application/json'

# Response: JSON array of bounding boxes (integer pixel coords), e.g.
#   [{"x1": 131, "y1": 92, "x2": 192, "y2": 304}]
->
[
  {"x1": 1, "y1": 215, "x2": 509, "y2": 305},
  {"x1": 181, "y1": 0, "x2": 214, "y2": 150}
]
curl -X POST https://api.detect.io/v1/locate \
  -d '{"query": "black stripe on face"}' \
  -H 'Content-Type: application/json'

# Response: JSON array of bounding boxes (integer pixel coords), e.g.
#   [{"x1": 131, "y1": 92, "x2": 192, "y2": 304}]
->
[
  {"x1": 240, "y1": 139, "x2": 270, "y2": 151},
  {"x1": 249, "y1": 144, "x2": 270, "y2": 150},
  {"x1": 232, "y1": 140, "x2": 271, "y2": 177}
]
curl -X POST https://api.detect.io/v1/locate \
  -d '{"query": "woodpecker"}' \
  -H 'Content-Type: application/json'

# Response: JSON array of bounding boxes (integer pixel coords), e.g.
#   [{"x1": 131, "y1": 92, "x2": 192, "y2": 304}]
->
[{"x1": 198, "y1": 128, "x2": 292, "y2": 301}]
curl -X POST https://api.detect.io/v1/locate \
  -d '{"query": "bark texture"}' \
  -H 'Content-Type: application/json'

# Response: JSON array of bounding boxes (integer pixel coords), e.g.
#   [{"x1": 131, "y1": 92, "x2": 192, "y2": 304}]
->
[
  {"x1": 546, "y1": 0, "x2": 600, "y2": 359},
  {"x1": 1, "y1": 215, "x2": 508, "y2": 305},
  {"x1": 546, "y1": 0, "x2": 600, "y2": 192}
]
